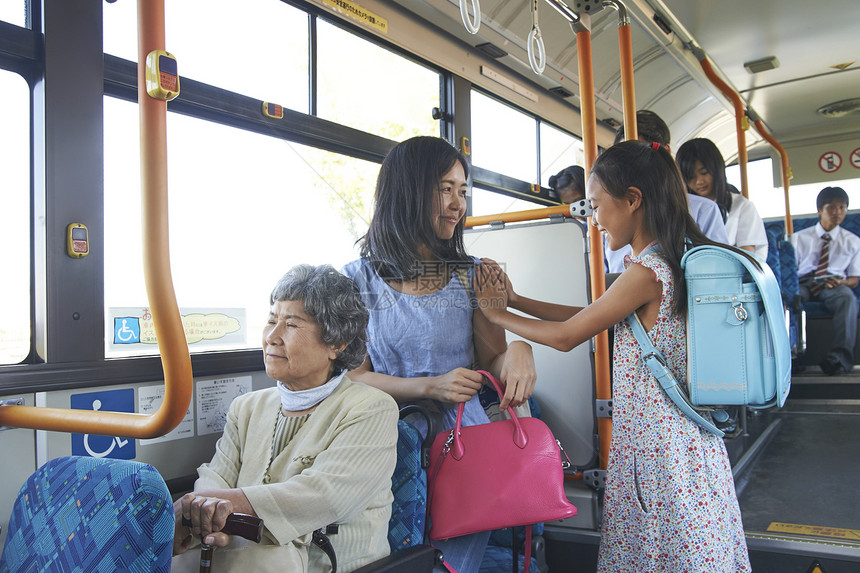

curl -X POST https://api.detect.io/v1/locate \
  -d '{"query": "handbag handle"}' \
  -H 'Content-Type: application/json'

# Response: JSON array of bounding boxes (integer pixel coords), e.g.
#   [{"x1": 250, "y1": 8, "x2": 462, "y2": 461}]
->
[{"x1": 450, "y1": 370, "x2": 528, "y2": 459}]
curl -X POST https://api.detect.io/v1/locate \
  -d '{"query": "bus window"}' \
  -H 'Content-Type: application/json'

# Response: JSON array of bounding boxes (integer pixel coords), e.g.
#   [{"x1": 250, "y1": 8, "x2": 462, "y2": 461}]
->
[
  {"x1": 316, "y1": 19, "x2": 441, "y2": 140},
  {"x1": 470, "y1": 186, "x2": 543, "y2": 218},
  {"x1": 103, "y1": 0, "x2": 310, "y2": 114},
  {"x1": 540, "y1": 121, "x2": 585, "y2": 189},
  {"x1": 103, "y1": 97, "x2": 378, "y2": 357},
  {"x1": 0, "y1": 3, "x2": 28, "y2": 28},
  {"x1": 0, "y1": 70, "x2": 30, "y2": 365},
  {"x1": 728, "y1": 158, "x2": 860, "y2": 219},
  {"x1": 471, "y1": 90, "x2": 538, "y2": 184}
]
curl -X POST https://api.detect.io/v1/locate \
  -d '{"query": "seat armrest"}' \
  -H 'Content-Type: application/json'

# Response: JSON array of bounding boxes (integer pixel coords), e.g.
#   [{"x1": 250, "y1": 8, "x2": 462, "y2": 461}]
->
[{"x1": 352, "y1": 545, "x2": 441, "y2": 573}]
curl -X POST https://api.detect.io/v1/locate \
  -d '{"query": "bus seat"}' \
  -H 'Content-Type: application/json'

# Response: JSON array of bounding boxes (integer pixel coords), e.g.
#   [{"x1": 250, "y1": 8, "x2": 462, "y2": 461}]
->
[
  {"x1": 769, "y1": 214, "x2": 860, "y2": 365},
  {"x1": 765, "y1": 223, "x2": 784, "y2": 286},
  {"x1": 355, "y1": 407, "x2": 441, "y2": 572},
  {"x1": 388, "y1": 418, "x2": 427, "y2": 552},
  {"x1": 0, "y1": 456, "x2": 173, "y2": 573}
]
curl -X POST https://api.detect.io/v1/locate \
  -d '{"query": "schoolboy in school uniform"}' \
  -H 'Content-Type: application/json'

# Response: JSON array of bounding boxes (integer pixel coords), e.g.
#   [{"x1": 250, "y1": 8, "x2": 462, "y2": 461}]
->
[{"x1": 796, "y1": 186, "x2": 860, "y2": 375}]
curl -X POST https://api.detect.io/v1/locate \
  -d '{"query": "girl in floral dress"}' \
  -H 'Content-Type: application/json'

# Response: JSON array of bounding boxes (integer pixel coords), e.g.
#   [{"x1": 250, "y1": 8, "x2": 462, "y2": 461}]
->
[{"x1": 474, "y1": 140, "x2": 752, "y2": 572}]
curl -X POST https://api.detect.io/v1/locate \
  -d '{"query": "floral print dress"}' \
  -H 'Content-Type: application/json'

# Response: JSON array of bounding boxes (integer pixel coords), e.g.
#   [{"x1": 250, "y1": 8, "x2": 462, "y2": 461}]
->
[{"x1": 597, "y1": 252, "x2": 751, "y2": 572}]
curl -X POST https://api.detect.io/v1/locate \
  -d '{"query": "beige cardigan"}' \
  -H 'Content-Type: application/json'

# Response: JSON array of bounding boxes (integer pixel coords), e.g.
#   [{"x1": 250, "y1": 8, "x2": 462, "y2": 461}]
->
[{"x1": 173, "y1": 377, "x2": 398, "y2": 572}]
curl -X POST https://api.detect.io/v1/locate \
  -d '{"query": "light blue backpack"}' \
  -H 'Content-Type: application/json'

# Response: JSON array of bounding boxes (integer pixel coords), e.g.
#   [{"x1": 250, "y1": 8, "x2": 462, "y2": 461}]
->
[{"x1": 629, "y1": 244, "x2": 792, "y2": 436}]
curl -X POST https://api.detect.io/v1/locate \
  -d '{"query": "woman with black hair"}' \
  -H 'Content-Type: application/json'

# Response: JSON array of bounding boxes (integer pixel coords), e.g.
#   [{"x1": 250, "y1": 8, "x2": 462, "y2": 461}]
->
[
  {"x1": 342, "y1": 136, "x2": 536, "y2": 573},
  {"x1": 676, "y1": 138, "x2": 768, "y2": 259},
  {"x1": 549, "y1": 165, "x2": 586, "y2": 204}
]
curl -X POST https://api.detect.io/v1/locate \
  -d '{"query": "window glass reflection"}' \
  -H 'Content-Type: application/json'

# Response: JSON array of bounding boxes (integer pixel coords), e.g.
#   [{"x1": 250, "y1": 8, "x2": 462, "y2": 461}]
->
[{"x1": 103, "y1": 97, "x2": 378, "y2": 357}]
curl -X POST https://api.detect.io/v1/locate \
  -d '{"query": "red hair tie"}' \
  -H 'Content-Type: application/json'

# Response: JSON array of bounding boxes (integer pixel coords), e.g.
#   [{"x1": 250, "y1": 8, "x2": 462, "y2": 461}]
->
[{"x1": 651, "y1": 142, "x2": 660, "y2": 150}]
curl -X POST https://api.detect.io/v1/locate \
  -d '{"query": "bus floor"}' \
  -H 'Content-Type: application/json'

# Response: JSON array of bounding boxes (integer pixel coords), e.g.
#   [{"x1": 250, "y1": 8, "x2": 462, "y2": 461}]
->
[
  {"x1": 545, "y1": 375, "x2": 860, "y2": 573},
  {"x1": 736, "y1": 370, "x2": 860, "y2": 572}
]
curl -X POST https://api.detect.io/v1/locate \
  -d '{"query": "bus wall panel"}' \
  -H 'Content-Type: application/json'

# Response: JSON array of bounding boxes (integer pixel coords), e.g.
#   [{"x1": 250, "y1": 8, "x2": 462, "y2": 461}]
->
[
  {"x1": 0, "y1": 393, "x2": 37, "y2": 549},
  {"x1": 465, "y1": 219, "x2": 597, "y2": 468},
  {"x1": 32, "y1": 371, "x2": 273, "y2": 492}
]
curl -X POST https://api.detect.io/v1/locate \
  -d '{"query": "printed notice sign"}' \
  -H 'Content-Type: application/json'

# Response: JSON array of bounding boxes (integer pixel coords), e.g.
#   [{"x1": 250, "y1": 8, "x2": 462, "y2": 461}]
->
[
  {"x1": 138, "y1": 384, "x2": 194, "y2": 445},
  {"x1": 196, "y1": 376, "x2": 252, "y2": 436},
  {"x1": 108, "y1": 307, "x2": 246, "y2": 355},
  {"x1": 313, "y1": 0, "x2": 387, "y2": 33}
]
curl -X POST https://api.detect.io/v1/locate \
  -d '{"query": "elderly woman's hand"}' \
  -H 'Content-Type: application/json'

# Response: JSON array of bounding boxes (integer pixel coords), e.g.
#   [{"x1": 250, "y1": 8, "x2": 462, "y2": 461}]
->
[{"x1": 173, "y1": 492, "x2": 235, "y2": 554}]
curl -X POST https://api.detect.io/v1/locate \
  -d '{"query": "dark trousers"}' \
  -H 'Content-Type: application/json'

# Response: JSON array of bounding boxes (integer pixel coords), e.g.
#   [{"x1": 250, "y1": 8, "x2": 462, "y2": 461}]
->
[{"x1": 799, "y1": 274, "x2": 858, "y2": 369}]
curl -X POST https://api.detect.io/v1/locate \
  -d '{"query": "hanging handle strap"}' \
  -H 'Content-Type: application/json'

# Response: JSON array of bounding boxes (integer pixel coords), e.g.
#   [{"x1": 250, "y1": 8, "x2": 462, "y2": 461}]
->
[
  {"x1": 527, "y1": 0, "x2": 546, "y2": 74},
  {"x1": 459, "y1": 0, "x2": 481, "y2": 34}
]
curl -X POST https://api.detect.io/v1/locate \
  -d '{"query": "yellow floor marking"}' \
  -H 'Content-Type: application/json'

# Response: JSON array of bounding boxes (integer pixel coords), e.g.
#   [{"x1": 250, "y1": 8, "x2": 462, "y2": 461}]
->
[{"x1": 767, "y1": 522, "x2": 860, "y2": 541}]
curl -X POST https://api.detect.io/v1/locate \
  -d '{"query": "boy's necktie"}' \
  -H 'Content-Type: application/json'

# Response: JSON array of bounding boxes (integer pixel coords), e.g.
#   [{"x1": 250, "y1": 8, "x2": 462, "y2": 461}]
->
[{"x1": 810, "y1": 233, "x2": 832, "y2": 296}]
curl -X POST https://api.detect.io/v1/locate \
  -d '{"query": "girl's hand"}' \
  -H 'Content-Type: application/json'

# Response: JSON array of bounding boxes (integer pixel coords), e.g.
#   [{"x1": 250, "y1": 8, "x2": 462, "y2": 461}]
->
[
  {"x1": 173, "y1": 492, "x2": 234, "y2": 553},
  {"x1": 427, "y1": 367, "x2": 485, "y2": 403},
  {"x1": 474, "y1": 262, "x2": 508, "y2": 320},
  {"x1": 479, "y1": 258, "x2": 519, "y2": 306},
  {"x1": 498, "y1": 341, "x2": 536, "y2": 410}
]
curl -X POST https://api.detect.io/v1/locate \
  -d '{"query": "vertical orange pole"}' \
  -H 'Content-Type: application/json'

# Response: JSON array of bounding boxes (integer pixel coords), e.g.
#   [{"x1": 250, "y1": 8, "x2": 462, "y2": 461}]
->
[
  {"x1": 753, "y1": 119, "x2": 794, "y2": 234},
  {"x1": 696, "y1": 54, "x2": 749, "y2": 198},
  {"x1": 576, "y1": 25, "x2": 611, "y2": 471},
  {"x1": 138, "y1": 0, "x2": 194, "y2": 434},
  {"x1": 0, "y1": 1, "x2": 192, "y2": 436},
  {"x1": 618, "y1": 25, "x2": 637, "y2": 142}
]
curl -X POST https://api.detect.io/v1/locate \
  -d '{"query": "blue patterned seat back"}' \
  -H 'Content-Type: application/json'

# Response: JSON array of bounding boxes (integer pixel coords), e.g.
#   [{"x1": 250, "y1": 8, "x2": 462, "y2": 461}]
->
[
  {"x1": 765, "y1": 221, "x2": 803, "y2": 349},
  {"x1": 765, "y1": 223, "x2": 784, "y2": 288},
  {"x1": 0, "y1": 456, "x2": 173, "y2": 573},
  {"x1": 387, "y1": 419, "x2": 426, "y2": 553}
]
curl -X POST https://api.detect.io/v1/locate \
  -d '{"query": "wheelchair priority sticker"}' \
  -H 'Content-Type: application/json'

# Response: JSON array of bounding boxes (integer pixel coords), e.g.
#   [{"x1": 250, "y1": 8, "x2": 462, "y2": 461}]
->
[
  {"x1": 114, "y1": 316, "x2": 140, "y2": 344},
  {"x1": 71, "y1": 389, "x2": 136, "y2": 459}
]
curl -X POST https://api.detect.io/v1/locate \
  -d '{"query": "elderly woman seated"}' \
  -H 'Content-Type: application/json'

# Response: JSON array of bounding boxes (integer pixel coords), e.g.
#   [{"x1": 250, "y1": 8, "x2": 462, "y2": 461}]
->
[{"x1": 172, "y1": 264, "x2": 399, "y2": 572}]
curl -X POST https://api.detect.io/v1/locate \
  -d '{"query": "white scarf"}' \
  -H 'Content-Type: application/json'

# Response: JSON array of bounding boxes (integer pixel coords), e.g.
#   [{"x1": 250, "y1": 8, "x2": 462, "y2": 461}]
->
[{"x1": 277, "y1": 370, "x2": 346, "y2": 412}]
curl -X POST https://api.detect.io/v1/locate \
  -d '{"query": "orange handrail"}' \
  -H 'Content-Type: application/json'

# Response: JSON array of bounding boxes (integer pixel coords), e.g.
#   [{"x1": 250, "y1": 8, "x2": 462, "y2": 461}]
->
[
  {"x1": 692, "y1": 46, "x2": 749, "y2": 198},
  {"x1": 605, "y1": 1, "x2": 637, "y2": 143},
  {"x1": 750, "y1": 114, "x2": 794, "y2": 234},
  {"x1": 576, "y1": 22, "x2": 613, "y2": 472},
  {"x1": 465, "y1": 204, "x2": 573, "y2": 228},
  {"x1": 0, "y1": 0, "x2": 193, "y2": 438}
]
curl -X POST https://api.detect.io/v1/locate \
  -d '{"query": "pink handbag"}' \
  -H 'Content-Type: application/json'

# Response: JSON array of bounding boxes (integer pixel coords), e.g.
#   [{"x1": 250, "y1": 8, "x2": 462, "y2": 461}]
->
[{"x1": 427, "y1": 370, "x2": 577, "y2": 543}]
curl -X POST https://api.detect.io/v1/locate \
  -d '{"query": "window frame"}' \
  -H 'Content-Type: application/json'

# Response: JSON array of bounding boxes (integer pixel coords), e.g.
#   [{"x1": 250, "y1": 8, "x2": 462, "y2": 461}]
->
[{"x1": 0, "y1": 0, "x2": 580, "y2": 394}]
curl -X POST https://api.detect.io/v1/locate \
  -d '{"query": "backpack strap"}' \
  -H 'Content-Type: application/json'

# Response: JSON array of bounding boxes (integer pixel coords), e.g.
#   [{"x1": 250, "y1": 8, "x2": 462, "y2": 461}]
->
[
  {"x1": 627, "y1": 312, "x2": 725, "y2": 437},
  {"x1": 682, "y1": 246, "x2": 791, "y2": 408}
]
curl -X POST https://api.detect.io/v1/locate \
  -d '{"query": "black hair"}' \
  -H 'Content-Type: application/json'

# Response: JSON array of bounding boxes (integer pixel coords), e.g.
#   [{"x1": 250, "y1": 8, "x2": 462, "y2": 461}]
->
[
  {"x1": 613, "y1": 110, "x2": 671, "y2": 147},
  {"x1": 675, "y1": 138, "x2": 732, "y2": 222},
  {"x1": 358, "y1": 136, "x2": 471, "y2": 280},
  {"x1": 817, "y1": 186, "x2": 849, "y2": 211},
  {"x1": 590, "y1": 141, "x2": 759, "y2": 315},
  {"x1": 549, "y1": 165, "x2": 585, "y2": 202}
]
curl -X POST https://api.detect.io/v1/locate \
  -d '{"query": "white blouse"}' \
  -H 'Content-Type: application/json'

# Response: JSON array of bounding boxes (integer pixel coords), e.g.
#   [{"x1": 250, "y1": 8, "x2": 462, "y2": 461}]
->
[{"x1": 726, "y1": 193, "x2": 768, "y2": 260}]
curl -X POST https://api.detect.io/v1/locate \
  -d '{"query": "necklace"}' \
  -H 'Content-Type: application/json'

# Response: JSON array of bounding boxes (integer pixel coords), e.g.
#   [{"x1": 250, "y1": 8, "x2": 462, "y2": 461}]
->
[
  {"x1": 262, "y1": 406, "x2": 281, "y2": 485},
  {"x1": 261, "y1": 406, "x2": 312, "y2": 484}
]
